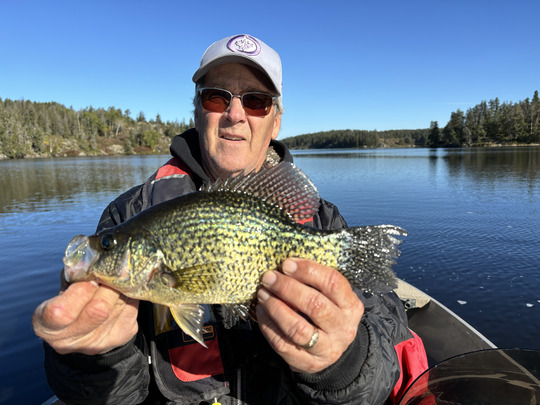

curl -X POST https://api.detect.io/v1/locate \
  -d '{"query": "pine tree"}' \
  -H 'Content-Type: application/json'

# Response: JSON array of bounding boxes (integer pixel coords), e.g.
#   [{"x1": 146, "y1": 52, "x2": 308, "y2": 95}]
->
[{"x1": 427, "y1": 121, "x2": 441, "y2": 147}]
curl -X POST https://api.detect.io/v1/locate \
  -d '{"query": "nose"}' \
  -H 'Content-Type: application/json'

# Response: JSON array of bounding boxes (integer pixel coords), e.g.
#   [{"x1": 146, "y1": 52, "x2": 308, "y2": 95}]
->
[{"x1": 225, "y1": 96, "x2": 247, "y2": 122}]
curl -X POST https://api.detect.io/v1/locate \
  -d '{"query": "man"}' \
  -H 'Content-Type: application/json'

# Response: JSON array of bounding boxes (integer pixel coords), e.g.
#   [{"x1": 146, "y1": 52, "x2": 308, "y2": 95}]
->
[{"x1": 33, "y1": 34, "x2": 427, "y2": 404}]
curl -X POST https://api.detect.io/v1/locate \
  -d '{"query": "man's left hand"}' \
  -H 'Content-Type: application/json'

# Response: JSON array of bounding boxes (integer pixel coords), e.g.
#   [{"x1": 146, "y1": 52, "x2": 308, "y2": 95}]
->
[{"x1": 256, "y1": 258, "x2": 364, "y2": 374}]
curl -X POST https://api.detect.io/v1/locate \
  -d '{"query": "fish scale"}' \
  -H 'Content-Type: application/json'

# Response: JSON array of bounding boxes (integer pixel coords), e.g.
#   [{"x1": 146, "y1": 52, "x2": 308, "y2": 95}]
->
[{"x1": 63, "y1": 162, "x2": 406, "y2": 346}]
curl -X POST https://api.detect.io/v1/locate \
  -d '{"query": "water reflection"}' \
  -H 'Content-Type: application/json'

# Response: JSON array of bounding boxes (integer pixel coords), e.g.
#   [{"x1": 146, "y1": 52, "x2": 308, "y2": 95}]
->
[
  {"x1": 0, "y1": 155, "x2": 170, "y2": 213},
  {"x1": 443, "y1": 147, "x2": 539, "y2": 192},
  {"x1": 292, "y1": 147, "x2": 540, "y2": 191},
  {"x1": 292, "y1": 148, "x2": 437, "y2": 159},
  {"x1": 4, "y1": 149, "x2": 536, "y2": 215}
]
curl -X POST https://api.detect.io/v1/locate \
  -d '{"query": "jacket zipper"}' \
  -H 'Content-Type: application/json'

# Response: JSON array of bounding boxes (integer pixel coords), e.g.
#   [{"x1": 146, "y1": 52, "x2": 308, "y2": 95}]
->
[{"x1": 235, "y1": 368, "x2": 243, "y2": 405}]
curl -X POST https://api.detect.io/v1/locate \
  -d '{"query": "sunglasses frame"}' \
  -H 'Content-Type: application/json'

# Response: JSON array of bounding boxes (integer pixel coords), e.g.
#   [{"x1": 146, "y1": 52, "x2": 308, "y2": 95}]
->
[{"x1": 198, "y1": 87, "x2": 276, "y2": 116}]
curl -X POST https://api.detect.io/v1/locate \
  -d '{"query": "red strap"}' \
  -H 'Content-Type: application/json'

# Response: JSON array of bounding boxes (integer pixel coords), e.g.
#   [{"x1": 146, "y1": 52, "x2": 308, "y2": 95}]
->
[
  {"x1": 168, "y1": 327, "x2": 225, "y2": 382},
  {"x1": 155, "y1": 157, "x2": 191, "y2": 180},
  {"x1": 389, "y1": 330, "x2": 429, "y2": 403},
  {"x1": 296, "y1": 216, "x2": 313, "y2": 225}
]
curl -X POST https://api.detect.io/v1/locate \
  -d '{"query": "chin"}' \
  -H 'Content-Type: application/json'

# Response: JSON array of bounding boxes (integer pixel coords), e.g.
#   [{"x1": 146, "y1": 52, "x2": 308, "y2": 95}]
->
[
  {"x1": 213, "y1": 165, "x2": 247, "y2": 180},
  {"x1": 219, "y1": 159, "x2": 250, "y2": 174}
]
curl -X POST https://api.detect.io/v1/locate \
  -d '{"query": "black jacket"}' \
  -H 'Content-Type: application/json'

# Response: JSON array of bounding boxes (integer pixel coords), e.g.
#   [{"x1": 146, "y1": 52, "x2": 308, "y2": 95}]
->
[{"x1": 44, "y1": 129, "x2": 425, "y2": 405}]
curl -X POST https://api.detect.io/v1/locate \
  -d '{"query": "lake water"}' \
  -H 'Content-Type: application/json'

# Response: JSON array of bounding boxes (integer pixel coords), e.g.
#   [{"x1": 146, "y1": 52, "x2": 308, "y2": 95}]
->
[{"x1": 1, "y1": 147, "x2": 539, "y2": 404}]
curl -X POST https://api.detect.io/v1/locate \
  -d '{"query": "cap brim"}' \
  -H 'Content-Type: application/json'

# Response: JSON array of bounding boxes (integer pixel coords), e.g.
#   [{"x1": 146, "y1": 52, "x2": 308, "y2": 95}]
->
[{"x1": 192, "y1": 55, "x2": 281, "y2": 96}]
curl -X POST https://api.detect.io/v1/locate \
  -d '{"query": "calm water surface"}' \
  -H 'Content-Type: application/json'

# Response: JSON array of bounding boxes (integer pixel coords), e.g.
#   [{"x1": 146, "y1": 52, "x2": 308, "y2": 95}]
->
[{"x1": 0, "y1": 148, "x2": 539, "y2": 404}]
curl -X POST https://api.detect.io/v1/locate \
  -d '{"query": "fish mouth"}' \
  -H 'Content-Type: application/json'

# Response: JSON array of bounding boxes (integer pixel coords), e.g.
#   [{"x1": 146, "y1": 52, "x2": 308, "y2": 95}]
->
[{"x1": 63, "y1": 235, "x2": 99, "y2": 283}]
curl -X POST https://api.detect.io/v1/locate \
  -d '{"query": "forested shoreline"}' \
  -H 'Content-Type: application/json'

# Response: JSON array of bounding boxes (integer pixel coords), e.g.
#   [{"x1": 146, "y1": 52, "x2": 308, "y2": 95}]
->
[
  {"x1": 282, "y1": 128, "x2": 429, "y2": 149},
  {"x1": 282, "y1": 90, "x2": 540, "y2": 149},
  {"x1": 0, "y1": 99, "x2": 193, "y2": 159},
  {"x1": 1, "y1": 90, "x2": 538, "y2": 159}
]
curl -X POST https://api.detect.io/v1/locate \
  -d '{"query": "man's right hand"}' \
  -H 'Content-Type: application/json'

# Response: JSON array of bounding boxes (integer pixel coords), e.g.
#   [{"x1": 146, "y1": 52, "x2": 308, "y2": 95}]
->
[{"x1": 32, "y1": 280, "x2": 139, "y2": 355}]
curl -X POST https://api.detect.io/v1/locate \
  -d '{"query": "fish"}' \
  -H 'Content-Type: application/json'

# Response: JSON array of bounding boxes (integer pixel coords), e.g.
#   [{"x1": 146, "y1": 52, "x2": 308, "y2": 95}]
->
[{"x1": 63, "y1": 162, "x2": 406, "y2": 346}]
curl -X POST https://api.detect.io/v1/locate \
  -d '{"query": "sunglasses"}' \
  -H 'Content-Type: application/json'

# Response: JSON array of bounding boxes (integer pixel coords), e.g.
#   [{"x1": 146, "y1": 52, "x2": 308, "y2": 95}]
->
[{"x1": 198, "y1": 87, "x2": 276, "y2": 117}]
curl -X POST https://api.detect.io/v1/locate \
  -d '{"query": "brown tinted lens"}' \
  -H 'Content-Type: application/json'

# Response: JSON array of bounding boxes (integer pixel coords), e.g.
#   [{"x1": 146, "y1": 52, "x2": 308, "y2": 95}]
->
[
  {"x1": 242, "y1": 93, "x2": 273, "y2": 116},
  {"x1": 200, "y1": 89, "x2": 273, "y2": 116},
  {"x1": 200, "y1": 89, "x2": 231, "y2": 113}
]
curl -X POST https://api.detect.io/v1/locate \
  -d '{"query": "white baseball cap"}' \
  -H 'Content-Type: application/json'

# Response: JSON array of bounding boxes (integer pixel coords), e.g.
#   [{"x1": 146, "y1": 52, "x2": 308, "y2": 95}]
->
[{"x1": 192, "y1": 34, "x2": 282, "y2": 96}]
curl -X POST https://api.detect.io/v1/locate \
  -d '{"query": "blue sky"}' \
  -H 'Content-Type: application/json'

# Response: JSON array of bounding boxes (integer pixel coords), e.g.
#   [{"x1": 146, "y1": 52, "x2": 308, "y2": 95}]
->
[{"x1": 1, "y1": 0, "x2": 539, "y2": 139}]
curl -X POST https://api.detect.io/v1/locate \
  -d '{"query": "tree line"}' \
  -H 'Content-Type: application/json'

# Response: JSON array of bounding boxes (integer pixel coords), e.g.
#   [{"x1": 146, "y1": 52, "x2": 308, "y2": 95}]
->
[
  {"x1": 282, "y1": 90, "x2": 540, "y2": 149},
  {"x1": 1, "y1": 90, "x2": 539, "y2": 158},
  {"x1": 427, "y1": 90, "x2": 540, "y2": 147},
  {"x1": 0, "y1": 98, "x2": 193, "y2": 159},
  {"x1": 281, "y1": 128, "x2": 429, "y2": 149}
]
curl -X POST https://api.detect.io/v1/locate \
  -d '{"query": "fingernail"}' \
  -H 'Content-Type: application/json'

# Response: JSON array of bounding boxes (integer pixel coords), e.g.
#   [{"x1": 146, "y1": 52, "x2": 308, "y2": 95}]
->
[
  {"x1": 258, "y1": 288, "x2": 270, "y2": 302},
  {"x1": 281, "y1": 259, "x2": 297, "y2": 275},
  {"x1": 262, "y1": 271, "x2": 277, "y2": 287}
]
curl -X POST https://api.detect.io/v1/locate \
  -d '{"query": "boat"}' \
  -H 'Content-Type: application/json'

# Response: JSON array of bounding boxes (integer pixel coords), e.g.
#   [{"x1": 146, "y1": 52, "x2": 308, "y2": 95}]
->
[
  {"x1": 43, "y1": 279, "x2": 538, "y2": 404},
  {"x1": 395, "y1": 279, "x2": 540, "y2": 404},
  {"x1": 394, "y1": 278, "x2": 497, "y2": 366}
]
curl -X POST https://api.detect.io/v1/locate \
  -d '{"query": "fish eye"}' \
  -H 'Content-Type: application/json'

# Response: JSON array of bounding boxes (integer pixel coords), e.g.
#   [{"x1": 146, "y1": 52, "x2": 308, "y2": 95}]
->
[{"x1": 99, "y1": 233, "x2": 117, "y2": 251}]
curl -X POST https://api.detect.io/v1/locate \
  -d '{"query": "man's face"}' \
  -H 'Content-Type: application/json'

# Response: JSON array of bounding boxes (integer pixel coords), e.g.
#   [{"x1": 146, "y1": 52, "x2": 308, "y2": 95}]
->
[{"x1": 195, "y1": 63, "x2": 282, "y2": 180}]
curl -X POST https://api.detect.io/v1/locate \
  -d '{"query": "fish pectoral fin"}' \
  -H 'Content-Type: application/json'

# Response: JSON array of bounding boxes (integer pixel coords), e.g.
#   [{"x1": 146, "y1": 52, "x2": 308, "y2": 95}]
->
[
  {"x1": 170, "y1": 262, "x2": 225, "y2": 290},
  {"x1": 173, "y1": 262, "x2": 224, "y2": 278},
  {"x1": 169, "y1": 303, "x2": 207, "y2": 348},
  {"x1": 153, "y1": 304, "x2": 172, "y2": 334}
]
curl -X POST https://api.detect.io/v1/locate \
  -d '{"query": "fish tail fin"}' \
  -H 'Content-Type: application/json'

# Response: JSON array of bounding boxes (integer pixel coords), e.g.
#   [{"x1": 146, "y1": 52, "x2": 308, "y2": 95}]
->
[
  {"x1": 169, "y1": 303, "x2": 207, "y2": 348},
  {"x1": 337, "y1": 225, "x2": 407, "y2": 293}
]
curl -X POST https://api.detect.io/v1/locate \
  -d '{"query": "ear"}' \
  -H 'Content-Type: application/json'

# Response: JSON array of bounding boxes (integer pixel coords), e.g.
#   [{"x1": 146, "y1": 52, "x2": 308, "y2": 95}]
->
[{"x1": 271, "y1": 112, "x2": 282, "y2": 141}]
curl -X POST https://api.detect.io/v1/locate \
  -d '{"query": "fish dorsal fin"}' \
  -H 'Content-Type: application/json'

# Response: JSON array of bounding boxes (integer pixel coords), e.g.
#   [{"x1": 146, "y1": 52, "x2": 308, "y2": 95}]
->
[{"x1": 201, "y1": 162, "x2": 320, "y2": 222}]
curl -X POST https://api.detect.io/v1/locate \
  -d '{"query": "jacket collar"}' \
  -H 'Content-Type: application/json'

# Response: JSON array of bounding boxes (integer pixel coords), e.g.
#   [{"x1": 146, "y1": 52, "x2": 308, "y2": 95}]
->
[{"x1": 169, "y1": 128, "x2": 293, "y2": 186}]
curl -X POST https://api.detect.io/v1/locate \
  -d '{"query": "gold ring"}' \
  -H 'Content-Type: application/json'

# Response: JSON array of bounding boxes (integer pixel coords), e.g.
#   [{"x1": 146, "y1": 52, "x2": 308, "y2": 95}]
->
[{"x1": 300, "y1": 327, "x2": 319, "y2": 350}]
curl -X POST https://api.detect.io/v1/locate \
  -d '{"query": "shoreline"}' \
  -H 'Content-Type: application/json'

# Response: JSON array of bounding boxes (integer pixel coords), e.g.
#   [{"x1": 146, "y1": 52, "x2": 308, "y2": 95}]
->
[{"x1": 2, "y1": 143, "x2": 539, "y2": 161}]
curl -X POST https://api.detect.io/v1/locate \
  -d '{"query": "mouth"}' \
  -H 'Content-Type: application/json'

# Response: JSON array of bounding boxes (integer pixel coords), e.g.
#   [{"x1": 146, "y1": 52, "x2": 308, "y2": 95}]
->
[
  {"x1": 219, "y1": 133, "x2": 246, "y2": 142},
  {"x1": 63, "y1": 235, "x2": 99, "y2": 282}
]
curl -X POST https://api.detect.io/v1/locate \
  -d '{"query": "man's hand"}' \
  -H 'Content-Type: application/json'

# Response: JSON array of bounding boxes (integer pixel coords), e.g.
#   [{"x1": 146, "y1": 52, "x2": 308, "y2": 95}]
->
[
  {"x1": 32, "y1": 279, "x2": 139, "y2": 355},
  {"x1": 256, "y1": 258, "x2": 364, "y2": 374}
]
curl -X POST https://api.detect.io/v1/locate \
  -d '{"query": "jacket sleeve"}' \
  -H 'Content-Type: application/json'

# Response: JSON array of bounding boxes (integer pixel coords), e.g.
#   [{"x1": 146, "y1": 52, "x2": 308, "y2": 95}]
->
[
  {"x1": 96, "y1": 185, "x2": 145, "y2": 232},
  {"x1": 293, "y1": 199, "x2": 427, "y2": 404},
  {"x1": 43, "y1": 187, "x2": 152, "y2": 405},
  {"x1": 44, "y1": 335, "x2": 150, "y2": 405}
]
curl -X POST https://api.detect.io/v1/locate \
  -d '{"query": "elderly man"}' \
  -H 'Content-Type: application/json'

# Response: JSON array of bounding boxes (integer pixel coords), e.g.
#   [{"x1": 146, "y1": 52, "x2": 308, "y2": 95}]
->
[{"x1": 33, "y1": 34, "x2": 427, "y2": 404}]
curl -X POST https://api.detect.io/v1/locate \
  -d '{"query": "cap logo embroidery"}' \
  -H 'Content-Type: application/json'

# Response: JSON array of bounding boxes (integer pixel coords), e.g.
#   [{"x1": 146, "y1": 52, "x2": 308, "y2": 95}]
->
[{"x1": 227, "y1": 35, "x2": 261, "y2": 56}]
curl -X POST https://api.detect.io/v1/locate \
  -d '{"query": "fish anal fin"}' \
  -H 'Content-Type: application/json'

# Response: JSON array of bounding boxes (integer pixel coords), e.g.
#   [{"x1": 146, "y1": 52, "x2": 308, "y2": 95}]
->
[
  {"x1": 248, "y1": 300, "x2": 258, "y2": 322},
  {"x1": 224, "y1": 303, "x2": 252, "y2": 321},
  {"x1": 169, "y1": 303, "x2": 207, "y2": 348}
]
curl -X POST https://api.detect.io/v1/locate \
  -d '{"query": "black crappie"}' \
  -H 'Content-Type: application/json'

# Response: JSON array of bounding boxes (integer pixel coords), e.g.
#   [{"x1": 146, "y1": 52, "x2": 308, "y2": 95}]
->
[{"x1": 63, "y1": 162, "x2": 406, "y2": 346}]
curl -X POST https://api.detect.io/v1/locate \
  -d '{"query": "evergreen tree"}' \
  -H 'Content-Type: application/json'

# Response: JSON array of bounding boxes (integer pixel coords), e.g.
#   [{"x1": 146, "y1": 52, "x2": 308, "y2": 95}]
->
[
  {"x1": 427, "y1": 121, "x2": 441, "y2": 147},
  {"x1": 531, "y1": 90, "x2": 540, "y2": 142}
]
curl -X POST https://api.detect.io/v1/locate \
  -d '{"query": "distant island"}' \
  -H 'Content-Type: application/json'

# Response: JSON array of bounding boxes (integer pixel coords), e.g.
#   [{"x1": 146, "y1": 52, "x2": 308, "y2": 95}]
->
[{"x1": 1, "y1": 90, "x2": 538, "y2": 159}]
